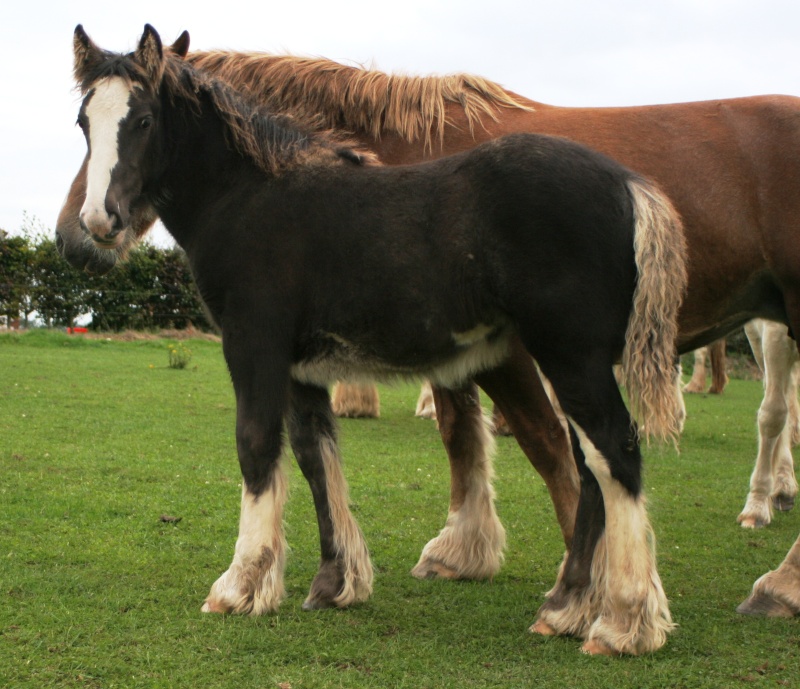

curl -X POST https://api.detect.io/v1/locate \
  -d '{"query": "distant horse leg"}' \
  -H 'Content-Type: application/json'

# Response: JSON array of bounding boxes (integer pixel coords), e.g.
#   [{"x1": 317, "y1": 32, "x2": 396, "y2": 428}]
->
[
  {"x1": 532, "y1": 364, "x2": 672, "y2": 655},
  {"x1": 331, "y1": 382, "x2": 380, "y2": 418},
  {"x1": 415, "y1": 380, "x2": 437, "y2": 420},
  {"x1": 287, "y1": 382, "x2": 373, "y2": 609},
  {"x1": 739, "y1": 321, "x2": 799, "y2": 528},
  {"x1": 475, "y1": 341, "x2": 579, "y2": 550},
  {"x1": 683, "y1": 346, "x2": 709, "y2": 393},
  {"x1": 411, "y1": 382, "x2": 506, "y2": 580},
  {"x1": 708, "y1": 339, "x2": 728, "y2": 394},
  {"x1": 737, "y1": 533, "x2": 800, "y2": 617}
]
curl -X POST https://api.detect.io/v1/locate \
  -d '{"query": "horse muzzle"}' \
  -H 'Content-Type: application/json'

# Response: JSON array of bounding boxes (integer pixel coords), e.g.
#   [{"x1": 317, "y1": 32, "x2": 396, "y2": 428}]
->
[{"x1": 79, "y1": 207, "x2": 128, "y2": 250}]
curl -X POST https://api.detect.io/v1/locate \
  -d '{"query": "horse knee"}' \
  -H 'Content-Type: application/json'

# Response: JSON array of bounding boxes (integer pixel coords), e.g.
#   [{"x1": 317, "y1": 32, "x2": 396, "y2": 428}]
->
[{"x1": 758, "y1": 399, "x2": 789, "y2": 438}]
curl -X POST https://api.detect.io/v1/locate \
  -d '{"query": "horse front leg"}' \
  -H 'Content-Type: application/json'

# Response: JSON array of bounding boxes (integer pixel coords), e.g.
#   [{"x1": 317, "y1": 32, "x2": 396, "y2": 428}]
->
[
  {"x1": 202, "y1": 351, "x2": 290, "y2": 615},
  {"x1": 411, "y1": 382, "x2": 506, "y2": 580},
  {"x1": 287, "y1": 382, "x2": 373, "y2": 609},
  {"x1": 739, "y1": 321, "x2": 799, "y2": 528}
]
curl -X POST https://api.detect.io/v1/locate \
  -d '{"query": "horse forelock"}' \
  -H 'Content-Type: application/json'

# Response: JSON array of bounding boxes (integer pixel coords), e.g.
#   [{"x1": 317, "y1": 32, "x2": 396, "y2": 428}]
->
[{"x1": 186, "y1": 51, "x2": 532, "y2": 151}]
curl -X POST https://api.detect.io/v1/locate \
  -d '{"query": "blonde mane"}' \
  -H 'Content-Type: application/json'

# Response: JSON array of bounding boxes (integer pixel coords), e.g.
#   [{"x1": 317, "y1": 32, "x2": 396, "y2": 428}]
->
[{"x1": 186, "y1": 52, "x2": 532, "y2": 152}]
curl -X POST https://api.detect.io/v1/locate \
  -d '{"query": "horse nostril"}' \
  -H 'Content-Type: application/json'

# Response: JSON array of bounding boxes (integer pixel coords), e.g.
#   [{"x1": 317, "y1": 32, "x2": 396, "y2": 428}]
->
[{"x1": 56, "y1": 232, "x2": 64, "y2": 253}]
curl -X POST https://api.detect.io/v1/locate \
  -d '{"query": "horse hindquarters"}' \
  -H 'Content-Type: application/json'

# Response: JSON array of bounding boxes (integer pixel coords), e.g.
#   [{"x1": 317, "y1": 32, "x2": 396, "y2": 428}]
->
[{"x1": 524, "y1": 178, "x2": 684, "y2": 654}]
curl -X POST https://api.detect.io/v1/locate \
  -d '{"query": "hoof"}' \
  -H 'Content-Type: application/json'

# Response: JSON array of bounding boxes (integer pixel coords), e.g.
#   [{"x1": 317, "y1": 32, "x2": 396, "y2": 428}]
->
[
  {"x1": 529, "y1": 619, "x2": 558, "y2": 636},
  {"x1": 201, "y1": 599, "x2": 231, "y2": 614},
  {"x1": 737, "y1": 514, "x2": 768, "y2": 529},
  {"x1": 410, "y1": 559, "x2": 461, "y2": 580},
  {"x1": 302, "y1": 596, "x2": 337, "y2": 611},
  {"x1": 737, "y1": 590, "x2": 796, "y2": 617},
  {"x1": 773, "y1": 494, "x2": 795, "y2": 512},
  {"x1": 581, "y1": 639, "x2": 620, "y2": 656}
]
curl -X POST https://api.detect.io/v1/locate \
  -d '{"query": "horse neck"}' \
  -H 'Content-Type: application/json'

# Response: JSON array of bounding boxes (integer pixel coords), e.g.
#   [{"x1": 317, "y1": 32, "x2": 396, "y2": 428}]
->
[{"x1": 153, "y1": 91, "x2": 253, "y2": 242}]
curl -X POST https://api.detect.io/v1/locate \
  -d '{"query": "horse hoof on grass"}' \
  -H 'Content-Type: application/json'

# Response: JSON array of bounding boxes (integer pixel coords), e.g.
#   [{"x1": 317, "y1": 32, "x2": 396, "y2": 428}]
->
[
  {"x1": 201, "y1": 599, "x2": 230, "y2": 614},
  {"x1": 772, "y1": 494, "x2": 795, "y2": 512},
  {"x1": 737, "y1": 515, "x2": 768, "y2": 529},
  {"x1": 302, "y1": 597, "x2": 337, "y2": 611},
  {"x1": 529, "y1": 619, "x2": 557, "y2": 636},
  {"x1": 410, "y1": 559, "x2": 461, "y2": 580},
  {"x1": 581, "y1": 639, "x2": 620, "y2": 656},
  {"x1": 737, "y1": 590, "x2": 796, "y2": 617}
]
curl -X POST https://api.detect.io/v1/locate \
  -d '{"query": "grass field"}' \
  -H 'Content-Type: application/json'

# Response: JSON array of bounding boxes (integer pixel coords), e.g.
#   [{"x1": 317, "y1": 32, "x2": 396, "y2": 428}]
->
[{"x1": 1, "y1": 330, "x2": 798, "y2": 688}]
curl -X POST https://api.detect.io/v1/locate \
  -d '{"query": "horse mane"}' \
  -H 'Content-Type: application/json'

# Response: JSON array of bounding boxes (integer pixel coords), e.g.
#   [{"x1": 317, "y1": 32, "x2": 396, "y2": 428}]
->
[
  {"x1": 76, "y1": 51, "x2": 377, "y2": 176},
  {"x1": 186, "y1": 52, "x2": 533, "y2": 152}
]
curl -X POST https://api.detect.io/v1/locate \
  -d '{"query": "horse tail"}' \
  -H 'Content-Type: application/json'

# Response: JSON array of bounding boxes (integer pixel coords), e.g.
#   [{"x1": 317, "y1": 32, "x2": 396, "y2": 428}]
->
[{"x1": 622, "y1": 177, "x2": 688, "y2": 444}]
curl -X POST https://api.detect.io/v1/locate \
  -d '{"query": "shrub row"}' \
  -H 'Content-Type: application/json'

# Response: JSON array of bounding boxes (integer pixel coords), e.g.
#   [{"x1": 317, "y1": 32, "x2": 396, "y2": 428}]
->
[{"x1": 0, "y1": 231, "x2": 211, "y2": 331}]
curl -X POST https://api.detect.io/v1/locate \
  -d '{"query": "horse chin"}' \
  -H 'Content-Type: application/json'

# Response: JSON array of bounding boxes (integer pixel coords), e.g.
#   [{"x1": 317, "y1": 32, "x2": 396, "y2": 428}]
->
[{"x1": 56, "y1": 228, "x2": 122, "y2": 276}]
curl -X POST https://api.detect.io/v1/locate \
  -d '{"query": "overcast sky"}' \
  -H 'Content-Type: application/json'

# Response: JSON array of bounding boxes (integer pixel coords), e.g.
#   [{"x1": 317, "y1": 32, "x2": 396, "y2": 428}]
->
[{"x1": 2, "y1": 0, "x2": 799, "y2": 246}]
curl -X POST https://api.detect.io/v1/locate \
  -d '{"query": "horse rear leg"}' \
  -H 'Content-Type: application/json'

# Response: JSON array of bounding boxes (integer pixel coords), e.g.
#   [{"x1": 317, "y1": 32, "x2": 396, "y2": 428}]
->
[
  {"x1": 411, "y1": 382, "x2": 506, "y2": 580},
  {"x1": 287, "y1": 382, "x2": 373, "y2": 609},
  {"x1": 708, "y1": 338, "x2": 729, "y2": 394},
  {"x1": 531, "y1": 365, "x2": 672, "y2": 655}
]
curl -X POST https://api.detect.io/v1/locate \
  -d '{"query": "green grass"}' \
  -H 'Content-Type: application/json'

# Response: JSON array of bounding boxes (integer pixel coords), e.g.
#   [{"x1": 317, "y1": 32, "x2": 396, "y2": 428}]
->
[{"x1": 1, "y1": 330, "x2": 798, "y2": 688}]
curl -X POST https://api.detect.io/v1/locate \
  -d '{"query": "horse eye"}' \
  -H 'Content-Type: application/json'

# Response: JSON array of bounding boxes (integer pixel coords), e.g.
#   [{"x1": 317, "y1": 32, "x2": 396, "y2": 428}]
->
[{"x1": 140, "y1": 117, "x2": 152, "y2": 131}]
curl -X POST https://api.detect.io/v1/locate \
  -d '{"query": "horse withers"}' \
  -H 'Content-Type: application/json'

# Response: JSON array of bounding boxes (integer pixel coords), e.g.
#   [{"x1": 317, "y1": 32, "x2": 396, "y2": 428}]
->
[{"x1": 68, "y1": 25, "x2": 686, "y2": 655}]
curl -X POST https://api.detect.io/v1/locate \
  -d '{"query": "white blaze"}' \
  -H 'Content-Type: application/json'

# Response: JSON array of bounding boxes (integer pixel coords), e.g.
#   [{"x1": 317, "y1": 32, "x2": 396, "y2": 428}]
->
[{"x1": 80, "y1": 77, "x2": 133, "y2": 233}]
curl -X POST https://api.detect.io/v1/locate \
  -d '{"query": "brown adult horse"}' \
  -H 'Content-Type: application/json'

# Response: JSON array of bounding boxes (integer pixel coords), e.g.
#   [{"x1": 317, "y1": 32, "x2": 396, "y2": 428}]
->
[{"x1": 57, "y1": 38, "x2": 800, "y2": 653}]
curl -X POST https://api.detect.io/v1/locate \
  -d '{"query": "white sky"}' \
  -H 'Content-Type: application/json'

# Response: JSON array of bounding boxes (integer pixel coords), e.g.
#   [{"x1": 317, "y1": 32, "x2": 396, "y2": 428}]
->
[{"x1": 2, "y1": 0, "x2": 799, "y2": 246}]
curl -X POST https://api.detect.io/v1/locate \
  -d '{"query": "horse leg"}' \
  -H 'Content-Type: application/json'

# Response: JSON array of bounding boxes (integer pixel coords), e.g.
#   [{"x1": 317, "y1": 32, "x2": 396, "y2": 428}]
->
[
  {"x1": 708, "y1": 339, "x2": 729, "y2": 394},
  {"x1": 532, "y1": 364, "x2": 672, "y2": 655},
  {"x1": 739, "y1": 321, "x2": 798, "y2": 527},
  {"x1": 415, "y1": 380, "x2": 437, "y2": 420},
  {"x1": 737, "y1": 533, "x2": 800, "y2": 617},
  {"x1": 475, "y1": 340, "x2": 579, "y2": 550},
  {"x1": 683, "y1": 346, "x2": 708, "y2": 393},
  {"x1": 331, "y1": 382, "x2": 380, "y2": 418},
  {"x1": 287, "y1": 382, "x2": 373, "y2": 609},
  {"x1": 410, "y1": 382, "x2": 506, "y2": 580},
  {"x1": 202, "y1": 351, "x2": 290, "y2": 615},
  {"x1": 530, "y1": 427, "x2": 605, "y2": 638}
]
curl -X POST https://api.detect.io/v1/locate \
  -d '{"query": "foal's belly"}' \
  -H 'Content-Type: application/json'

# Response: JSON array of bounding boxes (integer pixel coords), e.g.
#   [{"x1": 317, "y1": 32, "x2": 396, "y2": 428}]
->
[{"x1": 290, "y1": 323, "x2": 513, "y2": 389}]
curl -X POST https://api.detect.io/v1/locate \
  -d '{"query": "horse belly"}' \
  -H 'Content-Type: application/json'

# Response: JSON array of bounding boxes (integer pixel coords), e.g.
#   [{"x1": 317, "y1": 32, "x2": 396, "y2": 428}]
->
[{"x1": 289, "y1": 324, "x2": 512, "y2": 388}]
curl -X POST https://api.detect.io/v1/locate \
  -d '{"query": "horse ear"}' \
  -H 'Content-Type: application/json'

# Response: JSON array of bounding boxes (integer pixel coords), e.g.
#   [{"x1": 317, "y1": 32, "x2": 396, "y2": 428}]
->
[
  {"x1": 169, "y1": 31, "x2": 191, "y2": 59},
  {"x1": 73, "y1": 24, "x2": 104, "y2": 85},
  {"x1": 135, "y1": 24, "x2": 165, "y2": 86}
]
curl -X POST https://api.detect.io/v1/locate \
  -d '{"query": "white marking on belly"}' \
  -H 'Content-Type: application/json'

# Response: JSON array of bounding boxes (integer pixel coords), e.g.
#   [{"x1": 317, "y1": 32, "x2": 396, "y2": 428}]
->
[{"x1": 290, "y1": 325, "x2": 512, "y2": 388}]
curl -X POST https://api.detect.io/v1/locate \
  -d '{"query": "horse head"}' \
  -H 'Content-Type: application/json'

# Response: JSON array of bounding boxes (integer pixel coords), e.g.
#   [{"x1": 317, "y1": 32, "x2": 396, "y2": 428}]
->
[{"x1": 56, "y1": 25, "x2": 188, "y2": 274}]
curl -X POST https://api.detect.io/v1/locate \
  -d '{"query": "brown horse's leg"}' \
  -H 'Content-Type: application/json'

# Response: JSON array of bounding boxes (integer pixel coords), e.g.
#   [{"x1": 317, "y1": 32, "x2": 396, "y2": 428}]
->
[
  {"x1": 708, "y1": 339, "x2": 729, "y2": 394},
  {"x1": 475, "y1": 339, "x2": 580, "y2": 550},
  {"x1": 411, "y1": 382, "x2": 506, "y2": 580},
  {"x1": 331, "y1": 382, "x2": 380, "y2": 418},
  {"x1": 737, "y1": 533, "x2": 800, "y2": 616},
  {"x1": 682, "y1": 347, "x2": 708, "y2": 393}
]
